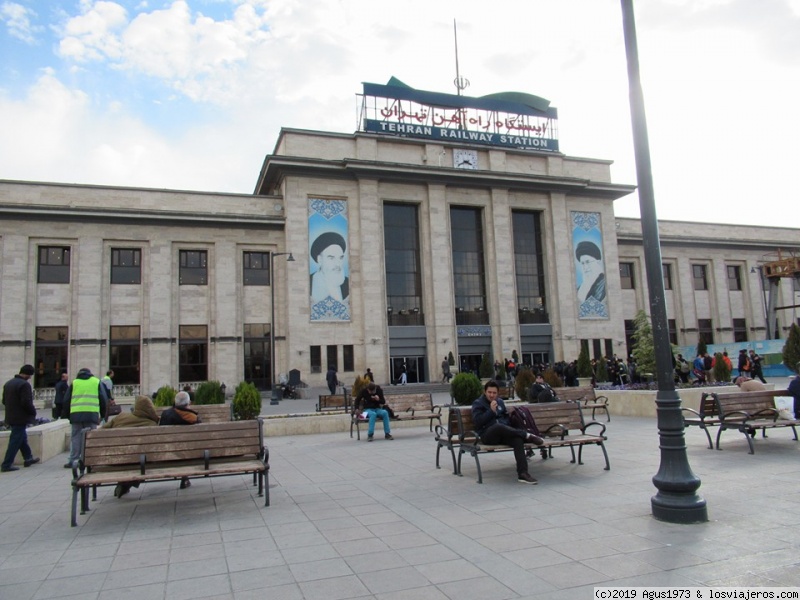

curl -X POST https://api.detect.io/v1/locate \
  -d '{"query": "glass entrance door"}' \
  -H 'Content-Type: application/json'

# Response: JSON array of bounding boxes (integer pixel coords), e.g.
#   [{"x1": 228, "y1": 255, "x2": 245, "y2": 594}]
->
[{"x1": 389, "y1": 356, "x2": 426, "y2": 384}]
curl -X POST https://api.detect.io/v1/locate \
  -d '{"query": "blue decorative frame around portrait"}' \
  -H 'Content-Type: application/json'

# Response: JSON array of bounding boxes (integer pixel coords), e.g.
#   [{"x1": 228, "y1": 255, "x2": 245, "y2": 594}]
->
[
  {"x1": 572, "y1": 211, "x2": 609, "y2": 320},
  {"x1": 309, "y1": 198, "x2": 350, "y2": 322}
]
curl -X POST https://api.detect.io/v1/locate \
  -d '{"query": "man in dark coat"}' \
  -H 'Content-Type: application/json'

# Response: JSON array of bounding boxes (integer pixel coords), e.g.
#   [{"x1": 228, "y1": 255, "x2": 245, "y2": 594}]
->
[
  {"x1": 53, "y1": 370, "x2": 69, "y2": 419},
  {"x1": 1, "y1": 364, "x2": 40, "y2": 472}
]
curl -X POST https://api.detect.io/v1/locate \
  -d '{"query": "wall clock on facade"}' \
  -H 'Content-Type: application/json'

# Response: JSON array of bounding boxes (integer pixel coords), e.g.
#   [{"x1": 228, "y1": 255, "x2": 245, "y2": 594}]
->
[{"x1": 453, "y1": 149, "x2": 478, "y2": 170}]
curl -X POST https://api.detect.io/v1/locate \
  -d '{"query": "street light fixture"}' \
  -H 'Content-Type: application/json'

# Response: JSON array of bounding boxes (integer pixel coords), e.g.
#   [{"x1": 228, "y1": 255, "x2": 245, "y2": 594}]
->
[{"x1": 270, "y1": 252, "x2": 295, "y2": 405}]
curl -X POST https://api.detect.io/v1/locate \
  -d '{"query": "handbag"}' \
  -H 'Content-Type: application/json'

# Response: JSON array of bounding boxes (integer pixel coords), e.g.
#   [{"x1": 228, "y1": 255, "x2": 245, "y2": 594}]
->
[{"x1": 106, "y1": 398, "x2": 122, "y2": 417}]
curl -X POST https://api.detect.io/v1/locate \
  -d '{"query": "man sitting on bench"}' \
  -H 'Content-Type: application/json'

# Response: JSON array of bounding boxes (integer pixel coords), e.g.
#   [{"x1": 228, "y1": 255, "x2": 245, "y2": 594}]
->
[
  {"x1": 355, "y1": 383, "x2": 394, "y2": 442},
  {"x1": 472, "y1": 380, "x2": 544, "y2": 485}
]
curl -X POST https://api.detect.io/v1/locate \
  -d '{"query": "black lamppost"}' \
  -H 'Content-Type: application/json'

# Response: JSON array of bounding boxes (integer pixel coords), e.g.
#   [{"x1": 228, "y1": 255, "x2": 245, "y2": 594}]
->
[
  {"x1": 620, "y1": 0, "x2": 707, "y2": 523},
  {"x1": 270, "y1": 252, "x2": 295, "y2": 405}
]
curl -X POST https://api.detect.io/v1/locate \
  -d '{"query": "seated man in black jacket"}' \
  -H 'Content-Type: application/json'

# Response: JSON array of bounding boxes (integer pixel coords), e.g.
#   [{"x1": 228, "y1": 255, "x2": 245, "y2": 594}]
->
[
  {"x1": 472, "y1": 380, "x2": 543, "y2": 484},
  {"x1": 528, "y1": 373, "x2": 558, "y2": 403},
  {"x1": 355, "y1": 382, "x2": 394, "y2": 441}
]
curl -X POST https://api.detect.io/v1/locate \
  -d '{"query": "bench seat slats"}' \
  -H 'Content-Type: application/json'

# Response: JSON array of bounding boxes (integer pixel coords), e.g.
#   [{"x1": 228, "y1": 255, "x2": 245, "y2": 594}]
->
[
  {"x1": 75, "y1": 458, "x2": 266, "y2": 487},
  {"x1": 711, "y1": 390, "x2": 796, "y2": 454}
]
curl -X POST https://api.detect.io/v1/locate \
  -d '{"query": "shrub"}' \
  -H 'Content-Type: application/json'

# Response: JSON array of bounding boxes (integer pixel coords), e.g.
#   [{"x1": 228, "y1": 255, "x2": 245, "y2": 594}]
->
[
  {"x1": 596, "y1": 358, "x2": 609, "y2": 383},
  {"x1": 479, "y1": 352, "x2": 493, "y2": 378},
  {"x1": 542, "y1": 367, "x2": 563, "y2": 388},
  {"x1": 232, "y1": 381, "x2": 261, "y2": 420},
  {"x1": 632, "y1": 310, "x2": 656, "y2": 376},
  {"x1": 351, "y1": 375, "x2": 369, "y2": 399},
  {"x1": 696, "y1": 338, "x2": 708, "y2": 359},
  {"x1": 713, "y1": 352, "x2": 731, "y2": 383},
  {"x1": 577, "y1": 342, "x2": 592, "y2": 378},
  {"x1": 783, "y1": 323, "x2": 800, "y2": 373},
  {"x1": 194, "y1": 380, "x2": 225, "y2": 405},
  {"x1": 448, "y1": 351, "x2": 455, "y2": 367},
  {"x1": 515, "y1": 367, "x2": 535, "y2": 401},
  {"x1": 450, "y1": 372, "x2": 482, "y2": 406},
  {"x1": 153, "y1": 386, "x2": 177, "y2": 407}
]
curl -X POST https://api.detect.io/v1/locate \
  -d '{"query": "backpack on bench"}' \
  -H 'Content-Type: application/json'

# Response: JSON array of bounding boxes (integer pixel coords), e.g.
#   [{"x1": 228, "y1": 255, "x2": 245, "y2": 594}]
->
[{"x1": 509, "y1": 405, "x2": 541, "y2": 437}]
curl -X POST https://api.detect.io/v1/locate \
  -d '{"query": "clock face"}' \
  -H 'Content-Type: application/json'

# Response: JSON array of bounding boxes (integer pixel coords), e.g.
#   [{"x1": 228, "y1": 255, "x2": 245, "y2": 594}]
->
[{"x1": 453, "y1": 149, "x2": 478, "y2": 170}]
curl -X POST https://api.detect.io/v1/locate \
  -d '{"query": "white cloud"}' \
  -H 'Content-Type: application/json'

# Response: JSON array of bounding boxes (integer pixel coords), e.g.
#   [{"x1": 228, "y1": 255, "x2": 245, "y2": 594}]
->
[
  {"x1": 58, "y1": 1, "x2": 128, "y2": 61},
  {"x1": 1, "y1": 1, "x2": 39, "y2": 44}
]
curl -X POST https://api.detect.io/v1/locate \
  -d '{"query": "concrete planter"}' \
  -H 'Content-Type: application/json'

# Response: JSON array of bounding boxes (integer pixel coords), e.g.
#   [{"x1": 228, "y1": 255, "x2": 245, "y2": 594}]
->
[
  {"x1": 602, "y1": 385, "x2": 749, "y2": 418},
  {"x1": 0, "y1": 419, "x2": 70, "y2": 465}
]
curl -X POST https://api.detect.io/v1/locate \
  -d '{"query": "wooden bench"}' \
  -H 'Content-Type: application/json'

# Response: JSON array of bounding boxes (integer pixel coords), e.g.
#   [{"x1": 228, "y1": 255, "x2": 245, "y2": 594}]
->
[
  {"x1": 153, "y1": 403, "x2": 232, "y2": 423},
  {"x1": 681, "y1": 392, "x2": 722, "y2": 449},
  {"x1": 712, "y1": 390, "x2": 796, "y2": 454},
  {"x1": 70, "y1": 419, "x2": 269, "y2": 526},
  {"x1": 555, "y1": 386, "x2": 610, "y2": 422},
  {"x1": 351, "y1": 392, "x2": 442, "y2": 440},
  {"x1": 316, "y1": 394, "x2": 350, "y2": 413},
  {"x1": 437, "y1": 403, "x2": 609, "y2": 483}
]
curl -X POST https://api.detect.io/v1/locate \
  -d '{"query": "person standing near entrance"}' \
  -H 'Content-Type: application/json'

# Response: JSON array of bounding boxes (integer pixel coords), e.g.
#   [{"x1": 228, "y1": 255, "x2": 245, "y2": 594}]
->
[
  {"x1": 441, "y1": 357, "x2": 452, "y2": 383},
  {"x1": 53, "y1": 370, "x2": 69, "y2": 419},
  {"x1": 63, "y1": 367, "x2": 108, "y2": 469},
  {"x1": 398, "y1": 362, "x2": 408, "y2": 385},
  {"x1": 1, "y1": 364, "x2": 40, "y2": 472},
  {"x1": 326, "y1": 365, "x2": 339, "y2": 394}
]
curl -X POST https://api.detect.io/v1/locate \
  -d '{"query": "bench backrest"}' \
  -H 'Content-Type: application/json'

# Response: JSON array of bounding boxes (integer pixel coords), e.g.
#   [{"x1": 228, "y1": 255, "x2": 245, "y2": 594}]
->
[
  {"x1": 317, "y1": 394, "x2": 349, "y2": 412},
  {"x1": 713, "y1": 390, "x2": 790, "y2": 419},
  {"x1": 154, "y1": 404, "x2": 231, "y2": 423},
  {"x1": 697, "y1": 392, "x2": 720, "y2": 418},
  {"x1": 450, "y1": 402, "x2": 585, "y2": 442},
  {"x1": 386, "y1": 393, "x2": 433, "y2": 413},
  {"x1": 82, "y1": 420, "x2": 263, "y2": 469},
  {"x1": 556, "y1": 387, "x2": 593, "y2": 403}
]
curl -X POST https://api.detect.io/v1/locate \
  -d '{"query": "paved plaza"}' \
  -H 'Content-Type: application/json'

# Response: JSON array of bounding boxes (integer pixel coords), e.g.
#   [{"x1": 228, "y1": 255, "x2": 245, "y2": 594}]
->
[{"x1": 2, "y1": 392, "x2": 800, "y2": 599}]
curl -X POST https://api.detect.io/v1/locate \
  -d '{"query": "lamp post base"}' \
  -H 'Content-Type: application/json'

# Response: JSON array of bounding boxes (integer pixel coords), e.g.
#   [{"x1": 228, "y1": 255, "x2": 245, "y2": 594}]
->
[
  {"x1": 269, "y1": 389, "x2": 280, "y2": 405},
  {"x1": 651, "y1": 493, "x2": 708, "y2": 524}
]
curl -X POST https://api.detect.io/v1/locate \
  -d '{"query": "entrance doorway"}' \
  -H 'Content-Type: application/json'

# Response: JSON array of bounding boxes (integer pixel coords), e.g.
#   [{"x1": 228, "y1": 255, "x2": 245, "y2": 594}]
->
[
  {"x1": 243, "y1": 323, "x2": 271, "y2": 391},
  {"x1": 458, "y1": 354, "x2": 483, "y2": 376},
  {"x1": 389, "y1": 356, "x2": 426, "y2": 384}
]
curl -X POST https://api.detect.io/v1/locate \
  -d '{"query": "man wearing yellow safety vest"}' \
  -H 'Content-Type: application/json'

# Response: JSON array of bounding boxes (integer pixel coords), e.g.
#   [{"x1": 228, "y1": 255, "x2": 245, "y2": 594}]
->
[{"x1": 62, "y1": 367, "x2": 109, "y2": 469}]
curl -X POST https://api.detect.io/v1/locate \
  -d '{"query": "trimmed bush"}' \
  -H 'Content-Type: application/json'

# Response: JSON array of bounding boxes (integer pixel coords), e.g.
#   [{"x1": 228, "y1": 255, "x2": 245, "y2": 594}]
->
[
  {"x1": 713, "y1": 352, "x2": 731, "y2": 383},
  {"x1": 194, "y1": 380, "x2": 225, "y2": 405},
  {"x1": 351, "y1": 375, "x2": 369, "y2": 400},
  {"x1": 232, "y1": 381, "x2": 262, "y2": 420},
  {"x1": 515, "y1": 367, "x2": 535, "y2": 401},
  {"x1": 450, "y1": 372, "x2": 482, "y2": 406},
  {"x1": 542, "y1": 367, "x2": 563, "y2": 388},
  {"x1": 783, "y1": 323, "x2": 800, "y2": 373},
  {"x1": 153, "y1": 385, "x2": 178, "y2": 407},
  {"x1": 479, "y1": 352, "x2": 493, "y2": 378}
]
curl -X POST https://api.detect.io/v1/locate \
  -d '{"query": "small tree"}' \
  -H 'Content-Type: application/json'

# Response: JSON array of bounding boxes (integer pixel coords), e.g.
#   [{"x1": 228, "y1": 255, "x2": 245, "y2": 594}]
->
[
  {"x1": 713, "y1": 352, "x2": 731, "y2": 383},
  {"x1": 351, "y1": 375, "x2": 369, "y2": 400},
  {"x1": 515, "y1": 366, "x2": 535, "y2": 401},
  {"x1": 596, "y1": 358, "x2": 609, "y2": 383},
  {"x1": 577, "y1": 341, "x2": 592, "y2": 378},
  {"x1": 696, "y1": 337, "x2": 708, "y2": 359},
  {"x1": 194, "y1": 380, "x2": 225, "y2": 405},
  {"x1": 632, "y1": 310, "x2": 656, "y2": 377},
  {"x1": 783, "y1": 323, "x2": 800, "y2": 373},
  {"x1": 479, "y1": 352, "x2": 493, "y2": 378},
  {"x1": 450, "y1": 372, "x2": 483, "y2": 406},
  {"x1": 448, "y1": 351, "x2": 455, "y2": 367},
  {"x1": 542, "y1": 367, "x2": 563, "y2": 388},
  {"x1": 232, "y1": 381, "x2": 261, "y2": 420},
  {"x1": 153, "y1": 385, "x2": 177, "y2": 407}
]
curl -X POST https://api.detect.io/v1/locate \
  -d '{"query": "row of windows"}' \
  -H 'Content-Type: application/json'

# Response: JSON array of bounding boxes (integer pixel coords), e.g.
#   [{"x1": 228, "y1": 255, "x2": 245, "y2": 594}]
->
[
  {"x1": 619, "y1": 263, "x2": 745, "y2": 292},
  {"x1": 623, "y1": 317, "x2": 750, "y2": 356},
  {"x1": 38, "y1": 247, "x2": 273, "y2": 286}
]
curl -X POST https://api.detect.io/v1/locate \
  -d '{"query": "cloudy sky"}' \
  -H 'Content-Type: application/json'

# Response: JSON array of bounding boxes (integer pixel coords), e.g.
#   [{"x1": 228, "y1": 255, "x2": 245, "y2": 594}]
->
[{"x1": 1, "y1": 0, "x2": 798, "y2": 227}]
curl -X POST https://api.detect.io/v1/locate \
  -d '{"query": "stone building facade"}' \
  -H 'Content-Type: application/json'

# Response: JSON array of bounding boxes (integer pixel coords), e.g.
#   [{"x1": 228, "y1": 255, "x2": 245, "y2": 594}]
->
[{"x1": 1, "y1": 128, "x2": 798, "y2": 392}]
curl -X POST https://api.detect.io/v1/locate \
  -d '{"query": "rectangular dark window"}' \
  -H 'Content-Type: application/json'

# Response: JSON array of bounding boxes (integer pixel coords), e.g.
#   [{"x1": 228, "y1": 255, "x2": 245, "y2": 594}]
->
[
  {"x1": 179, "y1": 250, "x2": 208, "y2": 285},
  {"x1": 451, "y1": 207, "x2": 488, "y2": 325},
  {"x1": 698, "y1": 319, "x2": 714, "y2": 345},
  {"x1": 512, "y1": 211, "x2": 548, "y2": 324},
  {"x1": 34, "y1": 326, "x2": 68, "y2": 388},
  {"x1": 179, "y1": 325, "x2": 208, "y2": 382},
  {"x1": 662, "y1": 263, "x2": 672, "y2": 290},
  {"x1": 620, "y1": 262, "x2": 635, "y2": 290},
  {"x1": 38, "y1": 246, "x2": 71, "y2": 283},
  {"x1": 733, "y1": 318, "x2": 748, "y2": 343},
  {"x1": 244, "y1": 251, "x2": 270, "y2": 286},
  {"x1": 109, "y1": 326, "x2": 140, "y2": 385},
  {"x1": 111, "y1": 248, "x2": 141, "y2": 284},
  {"x1": 727, "y1": 265, "x2": 742, "y2": 291},
  {"x1": 384, "y1": 203, "x2": 423, "y2": 326},
  {"x1": 326, "y1": 345, "x2": 338, "y2": 372},
  {"x1": 692, "y1": 264, "x2": 708, "y2": 291},
  {"x1": 343, "y1": 345, "x2": 354, "y2": 372},
  {"x1": 604, "y1": 339, "x2": 614, "y2": 359},
  {"x1": 668, "y1": 319, "x2": 678, "y2": 345},
  {"x1": 310, "y1": 346, "x2": 322, "y2": 374},
  {"x1": 592, "y1": 339, "x2": 602, "y2": 360}
]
